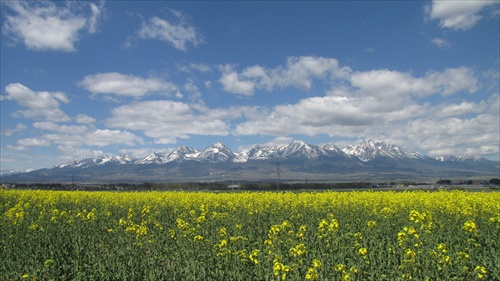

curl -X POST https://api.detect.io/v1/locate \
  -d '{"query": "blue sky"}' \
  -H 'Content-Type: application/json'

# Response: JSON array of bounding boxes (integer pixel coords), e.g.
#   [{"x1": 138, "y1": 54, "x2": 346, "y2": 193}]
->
[{"x1": 1, "y1": 0, "x2": 499, "y2": 170}]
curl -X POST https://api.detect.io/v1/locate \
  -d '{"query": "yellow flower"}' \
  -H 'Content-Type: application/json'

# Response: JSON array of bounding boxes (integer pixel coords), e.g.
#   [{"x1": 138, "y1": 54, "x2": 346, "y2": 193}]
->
[
  {"x1": 136, "y1": 224, "x2": 147, "y2": 237},
  {"x1": 335, "y1": 263, "x2": 345, "y2": 272},
  {"x1": 167, "y1": 229, "x2": 176, "y2": 239},
  {"x1": 289, "y1": 243, "x2": 307, "y2": 257},
  {"x1": 305, "y1": 267, "x2": 319, "y2": 280},
  {"x1": 404, "y1": 249, "x2": 416, "y2": 262},
  {"x1": 463, "y1": 220, "x2": 477, "y2": 232},
  {"x1": 402, "y1": 273, "x2": 413, "y2": 280},
  {"x1": 193, "y1": 235, "x2": 203, "y2": 242},
  {"x1": 264, "y1": 239, "x2": 273, "y2": 248},
  {"x1": 249, "y1": 249, "x2": 259, "y2": 265},
  {"x1": 475, "y1": 266, "x2": 488, "y2": 279},
  {"x1": 219, "y1": 227, "x2": 226, "y2": 237},
  {"x1": 358, "y1": 247, "x2": 368, "y2": 256},
  {"x1": 312, "y1": 259, "x2": 322, "y2": 268}
]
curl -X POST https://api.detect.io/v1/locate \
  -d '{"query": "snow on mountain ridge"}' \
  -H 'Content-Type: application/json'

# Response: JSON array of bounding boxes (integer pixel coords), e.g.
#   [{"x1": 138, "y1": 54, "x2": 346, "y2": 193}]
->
[
  {"x1": 341, "y1": 139, "x2": 425, "y2": 162},
  {"x1": 1, "y1": 168, "x2": 35, "y2": 176},
  {"x1": 435, "y1": 154, "x2": 484, "y2": 162},
  {"x1": 197, "y1": 142, "x2": 236, "y2": 163},
  {"x1": 56, "y1": 154, "x2": 137, "y2": 168},
  {"x1": 278, "y1": 140, "x2": 321, "y2": 159},
  {"x1": 35, "y1": 140, "x2": 488, "y2": 171}
]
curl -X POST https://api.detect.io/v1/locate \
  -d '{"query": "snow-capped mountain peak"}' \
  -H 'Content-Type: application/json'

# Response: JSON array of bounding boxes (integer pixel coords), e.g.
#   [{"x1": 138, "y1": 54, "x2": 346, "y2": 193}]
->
[
  {"x1": 197, "y1": 142, "x2": 236, "y2": 163},
  {"x1": 56, "y1": 154, "x2": 136, "y2": 168},
  {"x1": 136, "y1": 152, "x2": 168, "y2": 165},
  {"x1": 0, "y1": 168, "x2": 35, "y2": 176},
  {"x1": 163, "y1": 146, "x2": 200, "y2": 163},
  {"x1": 3, "y1": 139, "x2": 496, "y2": 180},
  {"x1": 342, "y1": 139, "x2": 424, "y2": 162},
  {"x1": 435, "y1": 154, "x2": 484, "y2": 162},
  {"x1": 278, "y1": 140, "x2": 321, "y2": 159}
]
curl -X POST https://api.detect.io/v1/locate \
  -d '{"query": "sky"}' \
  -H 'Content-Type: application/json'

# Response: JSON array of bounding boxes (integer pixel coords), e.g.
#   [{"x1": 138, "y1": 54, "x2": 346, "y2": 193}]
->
[{"x1": 1, "y1": 0, "x2": 499, "y2": 170}]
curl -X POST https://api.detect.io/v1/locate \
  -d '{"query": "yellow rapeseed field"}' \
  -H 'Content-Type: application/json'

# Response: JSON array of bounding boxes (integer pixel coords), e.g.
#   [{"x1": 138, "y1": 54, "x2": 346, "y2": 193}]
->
[{"x1": 1, "y1": 189, "x2": 499, "y2": 280}]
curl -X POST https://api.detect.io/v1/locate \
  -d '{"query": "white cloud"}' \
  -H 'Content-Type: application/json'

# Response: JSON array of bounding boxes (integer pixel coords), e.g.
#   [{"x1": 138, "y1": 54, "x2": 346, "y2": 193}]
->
[
  {"x1": 220, "y1": 57, "x2": 479, "y2": 98},
  {"x1": 42, "y1": 129, "x2": 143, "y2": 148},
  {"x1": 265, "y1": 136, "x2": 295, "y2": 147},
  {"x1": 88, "y1": 1, "x2": 105, "y2": 33},
  {"x1": 27, "y1": 121, "x2": 143, "y2": 149},
  {"x1": 178, "y1": 63, "x2": 212, "y2": 73},
  {"x1": 2, "y1": 1, "x2": 104, "y2": 52},
  {"x1": 1, "y1": 123, "x2": 27, "y2": 136},
  {"x1": 86, "y1": 129, "x2": 142, "y2": 146},
  {"x1": 7, "y1": 138, "x2": 51, "y2": 150},
  {"x1": 431, "y1": 38, "x2": 451, "y2": 48},
  {"x1": 219, "y1": 65, "x2": 256, "y2": 95},
  {"x1": 230, "y1": 61, "x2": 497, "y2": 158},
  {"x1": 433, "y1": 101, "x2": 488, "y2": 118},
  {"x1": 75, "y1": 114, "x2": 96, "y2": 124},
  {"x1": 424, "y1": 67, "x2": 480, "y2": 96},
  {"x1": 33, "y1": 122, "x2": 89, "y2": 134},
  {"x1": 234, "y1": 95, "x2": 389, "y2": 137},
  {"x1": 425, "y1": 0, "x2": 498, "y2": 30},
  {"x1": 138, "y1": 10, "x2": 204, "y2": 51},
  {"x1": 350, "y1": 67, "x2": 479, "y2": 98},
  {"x1": 56, "y1": 146, "x2": 104, "y2": 163},
  {"x1": 119, "y1": 148, "x2": 165, "y2": 158},
  {"x1": 105, "y1": 100, "x2": 252, "y2": 143},
  {"x1": 80, "y1": 72, "x2": 178, "y2": 97},
  {"x1": 404, "y1": 113, "x2": 499, "y2": 157},
  {"x1": 219, "y1": 56, "x2": 350, "y2": 95},
  {"x1": 3, "y1": 83, "x2": 70, "y2": 122}
]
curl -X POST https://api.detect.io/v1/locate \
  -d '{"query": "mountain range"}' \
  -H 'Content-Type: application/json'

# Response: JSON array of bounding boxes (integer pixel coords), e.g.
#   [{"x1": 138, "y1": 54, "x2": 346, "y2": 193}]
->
[{"x1": 1, "y1": 140, "x2": 498, "y2": 183}]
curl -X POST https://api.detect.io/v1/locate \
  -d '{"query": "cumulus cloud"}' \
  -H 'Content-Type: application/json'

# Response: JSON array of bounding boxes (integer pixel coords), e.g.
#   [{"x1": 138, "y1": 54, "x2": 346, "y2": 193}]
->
[
  {"x1": 138, "y1": 10, "x2": 204, "y2": 51},
  {"x1": 7, "y1": 138, "x2": 50, "y2": 150},
  {"x1": 178, "y1": 62, "x2": 212, "y2": 73},
  {"x1": 349, "y1": 66, "x2": 479, "y2": 99},
  {"x1": 234, "y1": 95, "x2": 409, "y2": 137},
  {"x1": 2, "y1": 1, "x2": 105, "y2": 52},
  {"x1": 86, "y1": 129, "x2": 143, "y2": 146},
  {"x1": 27, "y1": 121, "x2": 143, "y2": 149},
  {"x1": 3, "y1": 83, "x2": 70, "y2": 122},
  {"x1": 230, "y1": 60, "x2": 497, "y2": 158},
  {"x1": 431, "y1": 38, "x2": 451, "y2": 48},
  {"x1": 42, "y1": 129, "x2": 143, "y2": 148},
  {"x1": 79, "y1": 72, "x2": 178, "y2": 97},
  {"x1": 88, "y1": 1, "x2": 105, "y2": 34},
  {"x1": 425, "y1": 0, "x2": 498, "y2": 30},
  {"x1": 402, "y1": 96, "x2": 499, "y2": 157},
  {"x1": 221, "y1": 56, "x2": 479, "y2": 102},
  {"x1": 1, "y1": 123, "x2": 27, "y2": 136},
  {"x1": 219, "y1": 56, "x2": 351, "y2": 95},
  {"x1": 219, "y1": 65, "x2": 256, "y2": 95},
  {"x1": 33, "y1": 122, "x2": 89, "y2": 134},
  {"x1": 56, "y1": 146, "x2": 105, "y2": 163},
  {"x1": 75, "y1": 114, "x2": 96, "y2": 124},
  {"x1": 106, "y1": 100, "x2": 234, "y2": 144}
]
